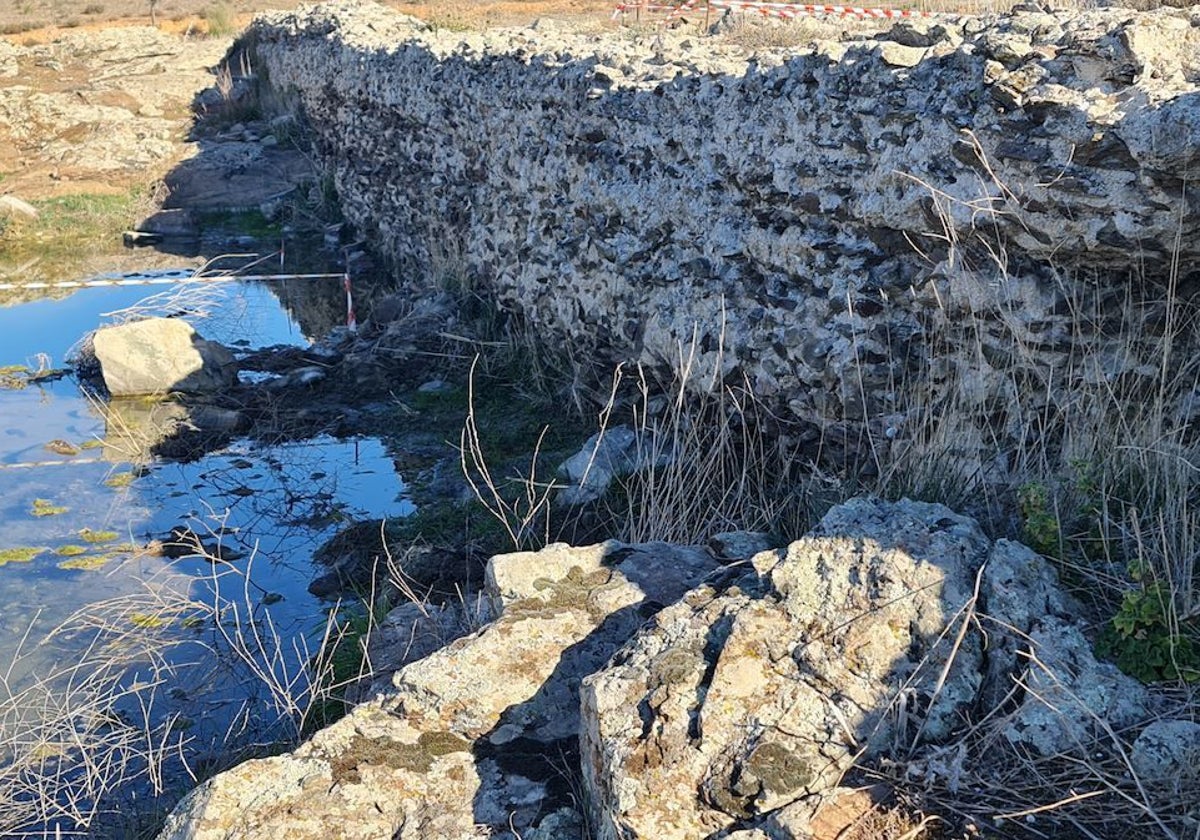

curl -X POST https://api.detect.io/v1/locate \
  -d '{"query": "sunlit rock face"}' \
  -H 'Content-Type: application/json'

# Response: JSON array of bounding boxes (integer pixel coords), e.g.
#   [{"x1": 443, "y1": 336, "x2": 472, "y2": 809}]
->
[
  {"x1": 92, "y1": 318, "x2": 236, "y2": 396},
  {"x1": 158, "y1": 498, "x2": 1149, "y2": 839}
]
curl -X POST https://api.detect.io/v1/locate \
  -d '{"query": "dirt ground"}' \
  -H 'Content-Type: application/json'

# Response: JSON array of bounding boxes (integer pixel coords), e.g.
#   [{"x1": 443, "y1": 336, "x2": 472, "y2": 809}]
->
[{"x1": 0, "y1": 0, "x2": 615, "y2": 40}]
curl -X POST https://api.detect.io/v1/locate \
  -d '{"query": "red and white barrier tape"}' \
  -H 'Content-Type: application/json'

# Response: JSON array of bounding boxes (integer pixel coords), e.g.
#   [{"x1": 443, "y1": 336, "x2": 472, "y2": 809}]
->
[
  {"x1": 667, "y1": 0, "x2": 701, "y2": 18},
  {"x1": 343, "y1": 273, "x2": 357, "y2": 332},
  {"x1": 0, "y1": 271, "x2": 359, "y2": 333},
  {"x1": 614, "y1": 0, "x2": 933, "y2": 19},
  {"x1": 0, "y1": 273, "x2": 345, "y2": 292},
  {"x1": 612, "y1": 2, "x2": 682, "y2": 16},
  {"x1": 713, "y1": 0, "x2": 929, "y2": 16},
  {"x1": 0, "y1": 457, "x2": 108, "y2": 470}
]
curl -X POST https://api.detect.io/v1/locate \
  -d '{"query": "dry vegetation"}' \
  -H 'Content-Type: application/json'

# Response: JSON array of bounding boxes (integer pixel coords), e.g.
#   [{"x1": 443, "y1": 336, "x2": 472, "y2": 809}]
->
[
  {"x1": 0, "y1": 0, "x2": 616, "y2": 38},
  {"x1": 3, "y1": 0, "x2": 1199, "y2": 836}
]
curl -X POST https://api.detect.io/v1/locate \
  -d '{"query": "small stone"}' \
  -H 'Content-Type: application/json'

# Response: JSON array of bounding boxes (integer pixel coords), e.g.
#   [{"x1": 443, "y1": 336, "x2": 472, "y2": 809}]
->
[
  {"x1": 878, "y1": 42, "x2": 925, "y2": 68},
  {"x1": 0, "y1": 195, "x2": 38, "y2": 220},
  {"x1": 1130, "y1": 720, "x2": 1200, "y2": 784},
  {"x1": 708, "y1": 531, "x2": 774, "y2": 563}
]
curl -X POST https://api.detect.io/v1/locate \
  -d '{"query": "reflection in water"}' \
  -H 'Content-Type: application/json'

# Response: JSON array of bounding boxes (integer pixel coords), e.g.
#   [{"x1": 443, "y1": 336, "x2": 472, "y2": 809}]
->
[{"x1": 0, "y1": 275, "x2": 409, "y2": 833}]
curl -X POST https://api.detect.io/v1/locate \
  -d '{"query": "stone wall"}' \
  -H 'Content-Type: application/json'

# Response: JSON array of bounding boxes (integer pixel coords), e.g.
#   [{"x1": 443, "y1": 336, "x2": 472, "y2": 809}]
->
[{"x1": 243, "y1": 2, "x2": 1200, "y2": 443}]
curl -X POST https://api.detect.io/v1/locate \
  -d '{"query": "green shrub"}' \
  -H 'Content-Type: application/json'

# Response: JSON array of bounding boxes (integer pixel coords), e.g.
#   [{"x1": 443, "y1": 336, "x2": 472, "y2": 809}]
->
[
  {"x1": 1017, "y1": 481, "x2": 1060, "y2": 557},
  {"x1": 1096, "y1": 583, "x2": 1200, "y2": 683}
]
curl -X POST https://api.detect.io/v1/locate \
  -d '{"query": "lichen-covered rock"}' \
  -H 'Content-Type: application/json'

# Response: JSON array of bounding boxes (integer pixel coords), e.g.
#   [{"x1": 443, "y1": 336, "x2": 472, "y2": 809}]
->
[
  {"x1": 1130, "y1": 719, "x2": 1200, "y2": 785},
  {"x1": 158, "y1": 499, "x2": 1157, "y2": 840},
  {"x1": 581, "y1": 498, "x2": 992, "y2": 839},
  {"x1": 242, "y1": 2, "x2": 1200, "y2": 454},
  {"x1": 579, "y1": 498, "x2": 1152, "y2": 839},
  {"x1": 347, "y1": 598, "x2": 492, "y2": 704},
  {"x1": 157, "y1": 540, "x2": 719, "y2": 839},
  {"x1": 1000, "y1": 616, "x2": 1148, "y2": 756}
]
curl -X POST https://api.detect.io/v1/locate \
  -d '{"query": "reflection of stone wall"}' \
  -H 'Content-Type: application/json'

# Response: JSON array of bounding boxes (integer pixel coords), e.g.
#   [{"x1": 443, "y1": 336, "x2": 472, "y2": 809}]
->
[
  {"x1": 265, "y1": 276, "x2": 347, "y2": 342},
  {"x1": 245, "y1": 2, "x2": 1200, "y2": 442}
]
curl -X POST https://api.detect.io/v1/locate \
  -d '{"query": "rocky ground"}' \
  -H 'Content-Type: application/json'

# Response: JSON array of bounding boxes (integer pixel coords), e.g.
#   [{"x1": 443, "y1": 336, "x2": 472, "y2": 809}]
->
[
  {"x1": 0, "y1": 0, "x2": 611, "y2": 287},
  {"x1": 5, "y1": 2, "x2": 1200, "y2": 839}
]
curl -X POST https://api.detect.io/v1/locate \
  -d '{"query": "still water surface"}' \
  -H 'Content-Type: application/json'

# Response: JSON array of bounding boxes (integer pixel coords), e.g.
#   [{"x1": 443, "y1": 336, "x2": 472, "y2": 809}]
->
[{"x1": 0, "y1": 273, "x2": 410, "y2": 827}]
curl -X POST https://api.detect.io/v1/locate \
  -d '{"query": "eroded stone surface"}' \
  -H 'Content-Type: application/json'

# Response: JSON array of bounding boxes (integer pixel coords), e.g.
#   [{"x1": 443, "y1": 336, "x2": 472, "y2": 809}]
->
[
  {"x1": 581, "y1": 499, "x2": 992, "y2": 839},
  {"x1": 243, "y1": 2, "x2": 1200, "y2": 458},
  {"x1": 159, "y1": 498, "x2": 1160, "y2": 840},
  {"x1": 0, "y1": 28, "x2": 228, "y2": 193},
  {"x1": 580, "y1": 498, "x2": 1151, "y2": 839},
  {"x1": 159, "y1": 539, "x2": 719, "y2": 839}
]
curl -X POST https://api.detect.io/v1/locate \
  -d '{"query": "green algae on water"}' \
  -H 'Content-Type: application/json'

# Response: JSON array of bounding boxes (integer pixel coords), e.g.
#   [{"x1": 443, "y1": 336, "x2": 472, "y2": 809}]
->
[
  {"x1": 130, "y1": 613, "x2": 167, "y2": 629},
  {"x1": 31, "y1": 498, "x2": 68, "y2": 516},
  {"x1": 79, "y1": 528, "x2": 119, "y2": 544},
  {"x1": 58, "y1": 554, "x2": 115, "y2": 571},
  {"x1": 0, "y1": 546, "x2": 44, "y2": 566},
  {"x1": 55, "y1": 545, "x2": 87, "y2": 557},
  {"x1": 58, "y1": 542, "x2": 140, "y2": 571},
  {"x1": 44, "y1": 439, "x2": 80, "y2": 457},
  {"x1": 103, "y1": 472, "x2": 135, "y2": 489},
  {"x1": 0, "y1": 364, "x2": 29, "y2": 390}
]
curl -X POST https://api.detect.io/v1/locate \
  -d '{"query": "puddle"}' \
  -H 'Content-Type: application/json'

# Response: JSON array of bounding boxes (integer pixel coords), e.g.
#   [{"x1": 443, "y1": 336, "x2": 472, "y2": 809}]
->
[{"x1": 0, "y1": 271, "x2": 411, "y2": 828}]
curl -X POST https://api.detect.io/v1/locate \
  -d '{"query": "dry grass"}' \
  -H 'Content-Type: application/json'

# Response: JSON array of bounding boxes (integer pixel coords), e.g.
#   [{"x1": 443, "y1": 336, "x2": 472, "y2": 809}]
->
[
  {"x1": 0, "y1": 530, "x2": 372, "y2": 837},
  {"x1": 0, "y1": 0, "x2": 615, "y2": 40}
]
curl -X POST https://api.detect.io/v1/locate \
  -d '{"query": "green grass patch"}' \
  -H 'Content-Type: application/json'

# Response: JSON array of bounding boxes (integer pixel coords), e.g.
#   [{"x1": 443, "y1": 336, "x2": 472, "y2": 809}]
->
[
  {"x1": 30, "y1": 498, "x2": 68, "y2": 517},
  {"x1": 303, "y1": 601, "x2": 382, "y2": 736},
  {"x1": 0, "y1": 546, "x2": 44, "y2": 566},
  {"x1": 203, "y1": 2, "x2": 238, "y2": 37},
  {"x1": 0, "y1": 190, "x2": 148, "y2": 303}
]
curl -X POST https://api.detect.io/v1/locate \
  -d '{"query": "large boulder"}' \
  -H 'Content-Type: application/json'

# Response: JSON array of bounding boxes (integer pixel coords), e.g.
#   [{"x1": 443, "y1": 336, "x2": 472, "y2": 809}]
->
[
  {"x1": 580, "y1": 498, "x2": 1149, "y2": 839},
  {"x1": 156, "y1": 540, "x2": 722, "y2": 840},
  {"x1": 92, "y1": 318, "x2": 236, "y2": 396}
]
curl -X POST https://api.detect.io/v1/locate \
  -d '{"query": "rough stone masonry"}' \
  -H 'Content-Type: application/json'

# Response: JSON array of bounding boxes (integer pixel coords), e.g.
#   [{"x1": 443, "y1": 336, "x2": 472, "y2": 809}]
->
[{"x1": 241, "y1": 1, "x2": 1200, "y2": 448}]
